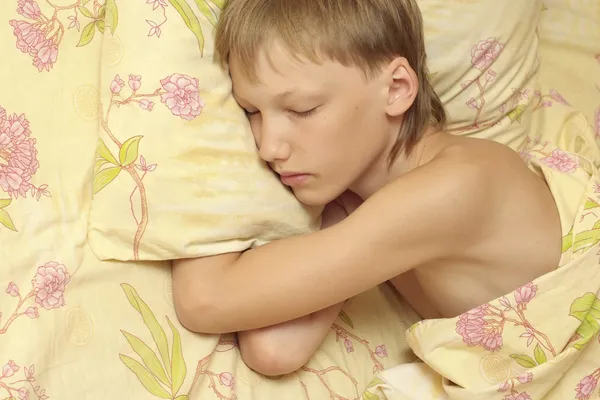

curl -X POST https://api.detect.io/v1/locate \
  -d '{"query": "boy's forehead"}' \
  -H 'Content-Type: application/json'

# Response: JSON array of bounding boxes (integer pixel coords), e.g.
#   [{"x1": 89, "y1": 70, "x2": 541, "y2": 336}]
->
[{"x1": 230, "y1": 46, "x2": 325, "y2": 86}]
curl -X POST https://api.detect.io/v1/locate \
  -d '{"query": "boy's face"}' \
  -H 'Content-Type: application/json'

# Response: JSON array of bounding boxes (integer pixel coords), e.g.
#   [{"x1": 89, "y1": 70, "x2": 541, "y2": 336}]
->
[{"x1": 230, "y1": 42, "x2": 403, "y2": 206}]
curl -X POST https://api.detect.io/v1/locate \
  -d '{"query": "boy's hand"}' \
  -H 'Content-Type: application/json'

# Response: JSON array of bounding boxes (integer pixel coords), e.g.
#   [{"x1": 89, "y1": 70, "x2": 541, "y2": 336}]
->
[{"x1": 321, "y1": 191, "x2": 363, "y2": 229}]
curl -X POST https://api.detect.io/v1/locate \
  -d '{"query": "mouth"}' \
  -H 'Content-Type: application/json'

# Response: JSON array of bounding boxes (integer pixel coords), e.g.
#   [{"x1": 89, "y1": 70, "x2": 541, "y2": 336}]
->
[{"x1": 278, "y1": 172, "x2": 310, "y2": 187}]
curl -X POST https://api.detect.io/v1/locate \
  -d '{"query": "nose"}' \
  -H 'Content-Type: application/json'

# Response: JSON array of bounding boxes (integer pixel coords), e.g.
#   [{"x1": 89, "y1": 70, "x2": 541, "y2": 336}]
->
[{"x1": 254, "y1": 115, "x2": 291, "y2": 163}]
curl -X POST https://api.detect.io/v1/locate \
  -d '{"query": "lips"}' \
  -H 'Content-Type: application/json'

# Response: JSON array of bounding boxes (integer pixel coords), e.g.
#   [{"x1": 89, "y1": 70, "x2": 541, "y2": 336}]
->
[{"x1": 278, "y1": 173, "x2": 309, "y2": 186}]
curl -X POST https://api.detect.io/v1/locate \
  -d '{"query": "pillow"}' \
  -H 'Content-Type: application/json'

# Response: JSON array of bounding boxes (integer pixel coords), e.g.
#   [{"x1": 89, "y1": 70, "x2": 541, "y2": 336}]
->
[
  {"x1": 419, "y1": 0, "x2": 542, "y2": 151},
  {"x1": 88, "y1": 0, "x2": 542, "y2": 261},
  {"x1": 87, "y1": 0, "x2": 321, "y2": 261}
]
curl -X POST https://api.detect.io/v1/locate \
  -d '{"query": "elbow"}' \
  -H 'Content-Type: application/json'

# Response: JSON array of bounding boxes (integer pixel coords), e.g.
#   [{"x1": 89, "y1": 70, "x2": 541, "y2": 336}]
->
[
  {"x1": 172, "y1": 286, "x2": 229, "y2": 335},
  {"x1": 239, "y1": 332, "x2": 310, "y2": 377}
]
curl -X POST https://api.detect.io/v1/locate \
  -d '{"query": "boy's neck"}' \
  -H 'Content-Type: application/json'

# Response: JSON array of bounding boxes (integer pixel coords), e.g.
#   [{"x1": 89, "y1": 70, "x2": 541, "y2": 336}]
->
[{"x1": 349, "y1": 127, "x2": 444, "y2": 200}]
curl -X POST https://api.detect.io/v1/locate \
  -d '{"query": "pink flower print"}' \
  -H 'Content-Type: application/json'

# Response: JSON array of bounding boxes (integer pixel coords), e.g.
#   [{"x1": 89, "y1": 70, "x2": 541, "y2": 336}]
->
[
  {"x1": 160, "y1": 73, "x2": 205, "y2": 121},
  {"x1": 517, "y1": 372, "x2": 533, "y2": 384},
  {"x1": 471, "y1": 38, "x2": 504, "y2": 71},
  {"x1": 482, "y1": 332, "x2": 503, "y2": 352},
  {"x1": 2, "y1": 360, "x2": 19, "y2": 378},
  {"x1": 504, "y1": 393, "x2": 531, "y2": 400},
  {"x1": 498, "y1": 381, "x2": 510, "y2": 392},
  {"x1": 514, "y1": 282, "x2": 538, "y2": 307},
  {"x1": 18, "y1": 387, "x2": 29, "y2": 400},
  {"x1": 6, "y1": 282, "x2": 19, "y2": 297},
  {"x1": 542, "y1": 149, "x2": 579, "y2": 173},
  {"x1": 499, "y1": 296, "x2": 511, "y2": 310},
  {"x1": 33, "y1": 261, "x2": 71, "y2": 310},
  {"x1": 520, "y1": 328, "x2": 535, "y2": 347},
  {"x1": 25, "y1": 307, "x2": 39, "y2": 319},
  {"x1": 135, "y1": 155, "x2": 157, "y2": 172},
  {"x1": 375, "y1": 345, "x2": 388, "y2": 358},
  {"x1": 0, "y1": 113, "x2": 39, "y2": 198},
  {"x1": 218, "y1": 372, "x2": 235, "y2": 388},
  {"x1": 67, "y1": 15, "x2": 80, "y2": 31},
  {"x1": 32, "y1": 39, "x2": 59, "y2": 72},
  {"x1": 344, "y1": 338, "x2": 354, "y2": 353},
  {"x1": 485, "y1": 70, "x2": 497, "y2": 83},
  {"x1": 541, "y1": 101, "x2": 552, "y2": 108},
  {"x1": 575, "y1": 374, "x2": 598, "y2": 399},
  {"x1": 110, "y1": 75, "x2": 125, "y2": 95},
  {"x1": 147, "y1": 20, "x2": 162, "y2": 38},
  {"x1": 147, "y1": 0, "x2": 168, "y2": 10},
  {"x1": 9, "y1": 20, "x2": 44, "y2": 54},
  {"x1": 549, "y1": 89, "x2": 569, "y2": 106},
  {"x1": 128, "y1": 75, "x2": 142, "y2": 92},
  {"x1": 455, "y1": 305, "x2": 487, "y2": 346},
  {"x1": 24, "y1": 365, "x2": 34, "y2": 382},
  {"x1": 17, "y1": 0, "x2": 41, "y2": 20},
  {"x1": 139, "y1": 99, "x2": 154, "y2": 111},
  {"x1": 466, "y1": 98, "x2": 479, "y2": 109}
]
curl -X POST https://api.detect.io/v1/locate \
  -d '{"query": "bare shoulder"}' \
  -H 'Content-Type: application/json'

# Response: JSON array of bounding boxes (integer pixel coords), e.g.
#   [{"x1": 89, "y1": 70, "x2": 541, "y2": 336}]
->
[{"x1": 349, "y1": 139, "x2": 506, "y2": 260}]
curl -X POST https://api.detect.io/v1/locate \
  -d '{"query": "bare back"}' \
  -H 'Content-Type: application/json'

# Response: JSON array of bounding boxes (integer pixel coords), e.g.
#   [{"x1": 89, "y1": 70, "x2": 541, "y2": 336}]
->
[{"x1": 391, "y1": 135, "x2": 562, "y2": 318}]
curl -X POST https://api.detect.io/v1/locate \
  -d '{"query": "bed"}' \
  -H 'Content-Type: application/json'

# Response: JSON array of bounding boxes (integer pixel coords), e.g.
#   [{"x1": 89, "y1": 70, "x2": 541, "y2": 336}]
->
[{"x1": 1, "y1": 1, "x2": 598, "y2": 399}]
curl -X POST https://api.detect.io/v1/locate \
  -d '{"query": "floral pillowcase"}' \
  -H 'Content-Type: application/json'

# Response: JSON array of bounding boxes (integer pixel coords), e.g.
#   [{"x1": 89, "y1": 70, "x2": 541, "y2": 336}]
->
[{"x1": 87, "y1": 0, "x2": 321, "y2": 262}]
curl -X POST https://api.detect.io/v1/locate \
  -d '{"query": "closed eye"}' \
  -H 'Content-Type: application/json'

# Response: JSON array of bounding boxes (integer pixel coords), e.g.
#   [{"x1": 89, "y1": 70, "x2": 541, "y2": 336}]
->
[{"x1": 291, "y1": 107, "x2": 318, "y2": 118}]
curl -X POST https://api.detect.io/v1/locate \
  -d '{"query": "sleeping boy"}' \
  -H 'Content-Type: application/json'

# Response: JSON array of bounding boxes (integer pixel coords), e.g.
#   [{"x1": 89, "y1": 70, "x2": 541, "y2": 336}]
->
[{"x1": 171, "y1": 0, "x2": 566, "y2": 381}]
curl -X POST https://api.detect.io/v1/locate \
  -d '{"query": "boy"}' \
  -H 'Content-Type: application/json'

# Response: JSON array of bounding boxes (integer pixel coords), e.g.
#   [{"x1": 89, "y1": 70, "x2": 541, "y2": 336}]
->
[{"x1": 172, "y1": 0, "x2": 562, "y2": 378}]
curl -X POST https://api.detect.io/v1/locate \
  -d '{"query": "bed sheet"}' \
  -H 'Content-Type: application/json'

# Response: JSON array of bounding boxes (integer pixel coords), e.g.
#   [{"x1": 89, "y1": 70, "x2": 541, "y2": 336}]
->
[
  {"x1": 535, "y1": 0, "x2": 599, "y2": 141},
  {"x1": 0, "y1": 1, "x2": 421, "y2": 399}
]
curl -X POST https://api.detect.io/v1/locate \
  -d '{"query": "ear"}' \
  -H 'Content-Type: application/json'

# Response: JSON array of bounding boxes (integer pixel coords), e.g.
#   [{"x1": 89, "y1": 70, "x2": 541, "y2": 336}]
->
[{"x1": 384, "y1": 57, "x2": 419, "y2": 117}]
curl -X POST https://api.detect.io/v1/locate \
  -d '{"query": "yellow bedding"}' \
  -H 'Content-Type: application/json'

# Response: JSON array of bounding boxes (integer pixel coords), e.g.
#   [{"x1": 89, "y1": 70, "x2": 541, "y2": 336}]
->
[
  {"x1": 365, "y1": 2, "x2": 600, "y2": 399},
  {"x1": 0, "y1": 1, "x2": 420, "y2": 399},
  {"x1": 1, "y1": 1, "x2": 597, "y2": 400}
]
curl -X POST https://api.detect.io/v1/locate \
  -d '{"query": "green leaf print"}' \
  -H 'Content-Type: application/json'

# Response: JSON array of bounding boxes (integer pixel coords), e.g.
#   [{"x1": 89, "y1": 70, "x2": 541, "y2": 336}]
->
[
  {"x1": 77, "y1": 22, "x2": 96, "y2": 47},
  {"x1": 338, "y1": 310, "x2": 354, "y2": 329},
  {"x1": 570, "y1": 293, "x2": 600, "y2": 321},
  {"x1": 119, "y1": 136, "x2": 143, "y2": 167},
  {"x1": 584, "y1": 199, "x2": 600, "y2": 210},
  {"x1": 121, "y1": 330, "x2": 170, "y2": 386},
  {"x1": 569, "y1": 293, "x2": 600, "y2": 349},
  {"x1": 167, "y1": 317, "x2": 187, "y2": 395},
  {"x1": 0, "y1": 208, "x2": 17, "y2": 232},
  {"x1": 192, "y1": 0, "x2": 218, "y2": 27},
  {"x1": 96, "y1": 20, "x2": 106, "y2": 34},
  {"x1": 78, "y1": 6, "x2": 94, "y2": 19},
  {"x1": 174, "y1": 397, "x2": 189, "y2": 400},
  {"x1": 572, "y1": 229, "x2": 600, "y2": 253},
  {"x1": 121, "y1": 284, "x2": 172, "y2": 380},
  {"x1": 533, "y1": 344, "x2": 547, "y2": 365},
  {"x1": 507, "y1": 104, "x2": 528, "y2": 124},
  {"x1": 367, "y1": 377, "x2": 386, "y2": 389},
  {"x1": 93, "y1": 166, "x2": 121, "y2": 194},
  {"x1": 562, "y1": 228, "x2": 573, "y2": 253},
  {"x1": 362, "y1": 390, "x2": 380, "y2": 400},
  {"x1": 105, "y1": 0, "x2": 119, "y2": 33},
  {"x1": 509, "y1": 354, "x2": 537, "y2": 369},
  {"x1": 0, "y1": 198, "x2": 11, "y2": 209},
  {"x1": 209, "y1": 0, "x2": 224, "y2": 9},
  {"x1": 168, "y1": 0, "x2": 206, "y2": 55},
  {"x1": 97, "y1": 138, "x2": 119, "y2": 165},
  {"x1": 119, "y1": 354, "x2": 172, "y2": 399}
]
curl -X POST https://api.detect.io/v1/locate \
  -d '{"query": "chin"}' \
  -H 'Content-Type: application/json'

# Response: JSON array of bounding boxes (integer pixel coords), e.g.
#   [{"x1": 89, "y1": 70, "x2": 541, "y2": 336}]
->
[{"x1": 292, "y1": 186, "x2": 339, "y2": 207}]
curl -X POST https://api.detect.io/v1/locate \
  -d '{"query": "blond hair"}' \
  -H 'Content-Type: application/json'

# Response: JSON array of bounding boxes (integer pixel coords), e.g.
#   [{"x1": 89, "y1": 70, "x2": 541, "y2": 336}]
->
[{"x1": 214, "y1": 0, "x2": 446, "y2": 161}]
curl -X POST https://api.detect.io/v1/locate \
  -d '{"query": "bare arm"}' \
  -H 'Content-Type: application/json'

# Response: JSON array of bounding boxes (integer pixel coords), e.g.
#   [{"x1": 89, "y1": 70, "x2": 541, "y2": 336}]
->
[
  {"x1": 236, "y1": 200, "x2": 349, "y2": 376},
  {"x1": 238, "y1": 302, "x2": 344, "y2": 376},
  {"x1": 172, "y1": 158, "x2": 488, "y2": 333}
]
